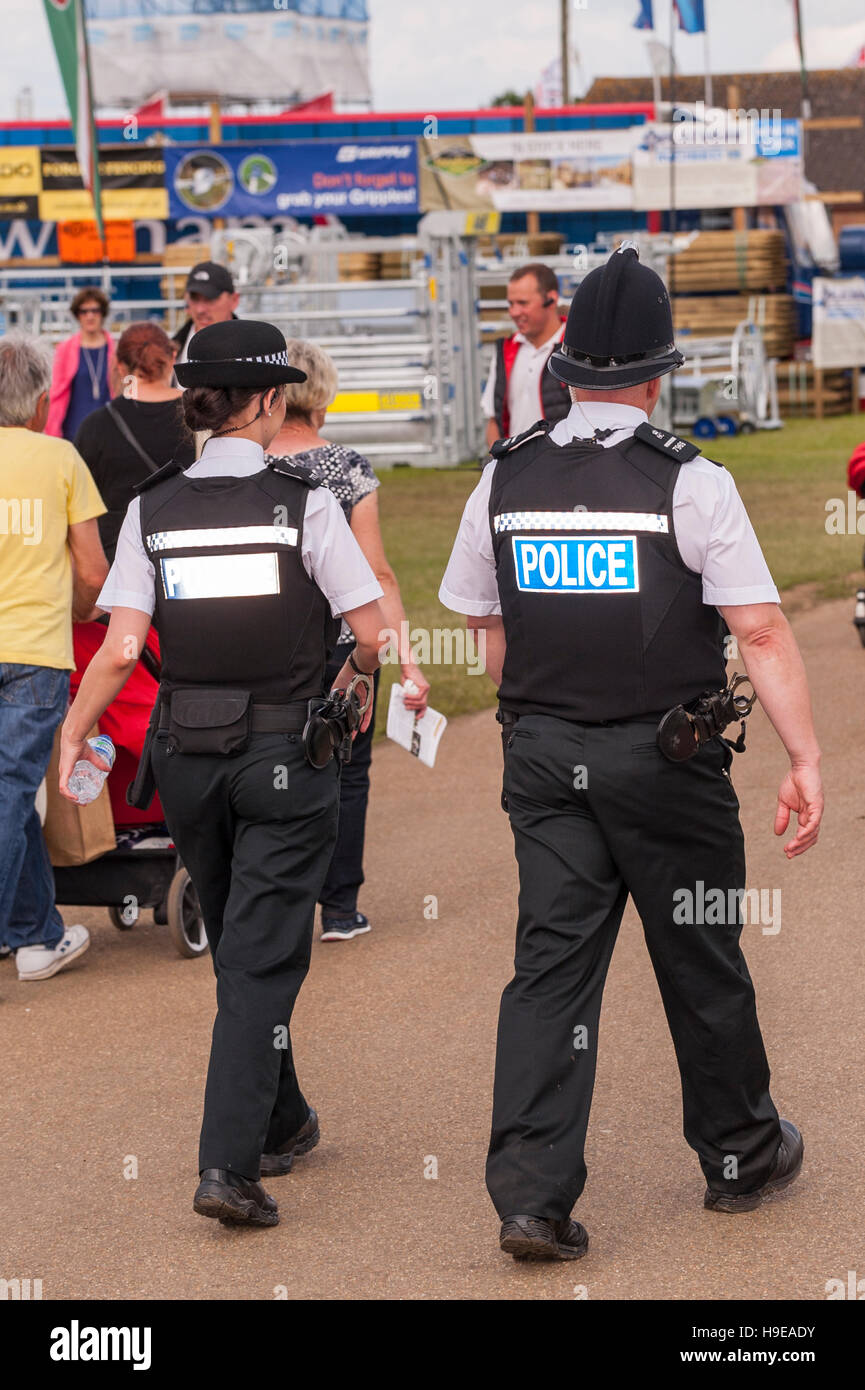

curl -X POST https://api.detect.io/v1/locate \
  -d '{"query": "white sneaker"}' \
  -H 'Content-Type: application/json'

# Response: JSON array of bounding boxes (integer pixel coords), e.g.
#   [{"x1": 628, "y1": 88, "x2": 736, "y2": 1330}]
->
[{"x1": 16, "y1": 925, "x2": 90, "y2": 981}]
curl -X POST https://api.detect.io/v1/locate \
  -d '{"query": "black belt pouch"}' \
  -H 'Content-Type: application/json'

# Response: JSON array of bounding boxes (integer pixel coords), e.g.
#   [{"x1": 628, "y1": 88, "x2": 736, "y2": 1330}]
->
[{"x1": 167, "y1": 688, "x2": 252, "y2": 755}]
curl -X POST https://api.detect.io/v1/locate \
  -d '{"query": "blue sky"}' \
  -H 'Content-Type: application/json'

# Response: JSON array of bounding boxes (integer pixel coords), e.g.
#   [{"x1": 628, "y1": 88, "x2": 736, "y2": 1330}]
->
[{"x1": 2, "y1": 0, "x2": 864, "y2": 120}]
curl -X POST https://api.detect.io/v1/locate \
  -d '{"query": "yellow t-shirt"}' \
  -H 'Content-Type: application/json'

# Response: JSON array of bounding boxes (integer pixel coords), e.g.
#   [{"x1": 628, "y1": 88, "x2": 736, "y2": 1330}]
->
[{"x1": 0, "y1": 427, "x2": 106, "y2": 670}]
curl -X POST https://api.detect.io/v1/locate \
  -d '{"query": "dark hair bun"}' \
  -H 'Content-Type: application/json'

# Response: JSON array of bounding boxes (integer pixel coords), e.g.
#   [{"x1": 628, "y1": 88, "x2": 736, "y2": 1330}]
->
[{"x1": 182, "y1": 384, "x2": 262, "y2": 434}]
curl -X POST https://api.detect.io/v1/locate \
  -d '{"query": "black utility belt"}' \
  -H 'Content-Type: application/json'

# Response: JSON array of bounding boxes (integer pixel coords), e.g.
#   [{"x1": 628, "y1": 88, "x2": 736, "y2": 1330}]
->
[{"x1": 159, "y1": 689, "x2": 308, "y2": 755}]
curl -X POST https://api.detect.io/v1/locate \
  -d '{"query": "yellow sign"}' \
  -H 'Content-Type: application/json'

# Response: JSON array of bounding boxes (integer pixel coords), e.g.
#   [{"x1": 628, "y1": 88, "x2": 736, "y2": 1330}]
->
[
  {"x1": 0, "y1": 147, "x2": 41, "y2": 196},
  {"x1": 464, "y1": 210, "x2": 501, "y2": 236},
  {"x1": 331, "y1": 390, "x2": 422, "y2": 414}
]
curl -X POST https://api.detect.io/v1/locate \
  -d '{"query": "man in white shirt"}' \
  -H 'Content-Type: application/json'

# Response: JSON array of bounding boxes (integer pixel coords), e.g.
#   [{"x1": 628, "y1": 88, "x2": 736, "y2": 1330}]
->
[{"x1": 482, "y1": 263, "x2": 570, "y2": 451}]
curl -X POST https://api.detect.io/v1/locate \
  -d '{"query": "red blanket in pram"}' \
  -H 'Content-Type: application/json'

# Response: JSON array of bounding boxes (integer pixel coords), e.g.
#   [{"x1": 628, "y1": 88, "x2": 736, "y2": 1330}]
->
[{"x1": 71, "y1": 622, "x2": 165, "y2": 828}]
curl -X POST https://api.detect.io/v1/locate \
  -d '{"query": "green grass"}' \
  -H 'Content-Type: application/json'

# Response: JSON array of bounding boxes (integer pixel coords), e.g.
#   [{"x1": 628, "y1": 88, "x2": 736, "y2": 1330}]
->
[{"x1": 373, "y1": 417, "x2": 865, "y2": 730}]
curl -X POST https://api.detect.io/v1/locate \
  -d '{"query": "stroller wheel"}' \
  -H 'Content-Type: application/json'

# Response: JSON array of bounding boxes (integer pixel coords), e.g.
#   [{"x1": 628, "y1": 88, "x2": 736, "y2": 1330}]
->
[
  {"x1": 109, "y1": 899, "x2": 139, "y2": 930},
  {"x1": 166, "y1": 868, "x2": 209, "y2": 958}
]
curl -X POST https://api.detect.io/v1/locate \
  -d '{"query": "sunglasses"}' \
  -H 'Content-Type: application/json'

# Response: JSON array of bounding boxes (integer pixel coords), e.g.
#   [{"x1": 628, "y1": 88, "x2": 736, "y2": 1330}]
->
[{"x1": 78, "y1": 306, "x2": 103, "y2": 316}]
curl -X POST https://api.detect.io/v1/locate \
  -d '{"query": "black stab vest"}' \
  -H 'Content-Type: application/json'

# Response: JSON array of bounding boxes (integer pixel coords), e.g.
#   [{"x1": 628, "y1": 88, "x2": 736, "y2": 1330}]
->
[
  {"x1": 138, "y1": 466, "x2": 339, "y2": 701},
  {"x1": 489, "y1": 433, "x2": 727, "y2": 721}
]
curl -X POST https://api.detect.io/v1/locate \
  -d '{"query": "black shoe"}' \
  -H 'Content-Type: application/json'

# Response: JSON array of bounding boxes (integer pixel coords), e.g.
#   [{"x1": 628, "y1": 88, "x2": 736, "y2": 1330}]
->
[
  {"x1": 260, "y1": 1107, "x2": 321, "y2": 1177},
  {"x1": 320, "y1": 912, "x2": 371, "y2": 942},
  {"x1": 193, "y1": 1169, "x2": 279, "y2": 1227},
  {"x1": 704, "y1": 1118, "x2": 804, "y2": 1213},
  {"x1": 499, "y1": 1213, "x2": 589, "y2": 1262}
]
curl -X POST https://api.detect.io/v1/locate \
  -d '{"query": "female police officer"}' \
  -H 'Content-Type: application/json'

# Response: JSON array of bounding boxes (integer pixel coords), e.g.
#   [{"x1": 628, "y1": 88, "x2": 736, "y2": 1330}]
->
[{"x1": 58, "y1": 320, "x2": 385, "y2": 1229}]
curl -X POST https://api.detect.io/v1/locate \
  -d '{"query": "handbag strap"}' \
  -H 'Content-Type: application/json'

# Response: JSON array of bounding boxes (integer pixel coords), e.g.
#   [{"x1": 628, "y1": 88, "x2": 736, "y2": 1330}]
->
[{"x1": 105, "y1": 399, "x2": 160, "y2": 475}]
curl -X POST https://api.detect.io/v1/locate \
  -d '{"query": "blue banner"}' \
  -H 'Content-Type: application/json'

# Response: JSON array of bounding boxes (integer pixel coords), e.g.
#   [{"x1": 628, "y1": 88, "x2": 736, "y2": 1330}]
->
[
  {"x1": 633, "y1": 0, "x2": 654, "y2": 30},
  {"x1": 164, "y1": 140, "x2": 418, "y2": 220},
  {"x1": 674, "y1": 0, "x2": 706, "y2": 33}
]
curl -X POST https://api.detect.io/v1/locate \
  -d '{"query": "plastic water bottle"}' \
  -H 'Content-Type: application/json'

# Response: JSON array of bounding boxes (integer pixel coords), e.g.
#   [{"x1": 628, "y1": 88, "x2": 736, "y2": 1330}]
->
[{"x1": 67, "y1": 735, "x2": 115, "y2": 806}]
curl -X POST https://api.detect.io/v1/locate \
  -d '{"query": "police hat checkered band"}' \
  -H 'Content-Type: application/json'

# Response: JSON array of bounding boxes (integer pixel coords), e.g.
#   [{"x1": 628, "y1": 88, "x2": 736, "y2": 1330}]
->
[
  {"x1": 494, "y1": 511, "x2": 669, "y2": 534},
  {"x1": 146, "y1": 524, "x2": 298, "y2": 553},
  {"x1": 186, "y1": 350, "x2": 290, "y2": 369},
  {"x1": 556, "y1": 341, "x2": 679, "y2": 370}
]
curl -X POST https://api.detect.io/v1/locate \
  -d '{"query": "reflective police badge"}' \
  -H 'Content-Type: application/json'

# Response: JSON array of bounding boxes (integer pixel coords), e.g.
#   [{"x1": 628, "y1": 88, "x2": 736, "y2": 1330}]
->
[{"x1": 512, "y1": 535, "x2": 639, "y2": 593}]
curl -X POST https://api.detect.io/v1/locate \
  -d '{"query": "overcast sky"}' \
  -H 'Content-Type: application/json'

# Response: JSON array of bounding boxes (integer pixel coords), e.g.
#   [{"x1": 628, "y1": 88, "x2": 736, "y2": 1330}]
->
[{"x1": 2, "y1": 0, "x2": 864, "y2": 122}]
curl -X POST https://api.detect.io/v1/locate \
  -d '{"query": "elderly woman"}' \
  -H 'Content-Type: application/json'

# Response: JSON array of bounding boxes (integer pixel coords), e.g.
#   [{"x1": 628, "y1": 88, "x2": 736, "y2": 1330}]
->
[
  {"x1": 265, "y1": 340, "x2": 430, "y2": 942},
  {"x1": 46, "y1": 286, "x2": 116, "y2": 441}
]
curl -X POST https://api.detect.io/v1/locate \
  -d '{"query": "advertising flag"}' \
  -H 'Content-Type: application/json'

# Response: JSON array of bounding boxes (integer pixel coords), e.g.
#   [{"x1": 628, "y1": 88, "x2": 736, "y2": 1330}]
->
[
  {"x1": 634, "y1": 1, "x2": 655, "y2": 30},
  {"x1": 42, "y1": 0, "x2": 104, "y2": 239},
  {"x1": 674, "y1": 1, "x2": 707, "y2": 34}
]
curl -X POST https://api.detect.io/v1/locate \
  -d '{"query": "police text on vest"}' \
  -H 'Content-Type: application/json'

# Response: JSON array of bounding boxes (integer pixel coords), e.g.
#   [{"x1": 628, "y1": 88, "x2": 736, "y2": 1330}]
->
[{"x1": 512, "y1": 535, "x2": 639, "y2": 593}]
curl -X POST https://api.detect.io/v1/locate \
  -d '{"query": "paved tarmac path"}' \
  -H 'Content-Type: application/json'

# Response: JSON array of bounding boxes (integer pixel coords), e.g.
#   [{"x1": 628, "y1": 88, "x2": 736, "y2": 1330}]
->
[{"x1": 2, "y1": 598, "x2": 862, "y2": 1301}]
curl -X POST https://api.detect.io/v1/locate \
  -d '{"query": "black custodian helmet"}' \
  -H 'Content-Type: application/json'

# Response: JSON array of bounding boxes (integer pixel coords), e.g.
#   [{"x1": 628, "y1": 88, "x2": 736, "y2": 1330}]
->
[{"x1": 548, "y1": 241, "x2": 684, "y2": 391}]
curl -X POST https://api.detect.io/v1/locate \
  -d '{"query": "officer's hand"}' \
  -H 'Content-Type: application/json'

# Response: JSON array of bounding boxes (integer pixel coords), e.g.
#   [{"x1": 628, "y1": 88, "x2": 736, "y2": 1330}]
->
[
  {"x1": 400, "y1": 662, "x2": 429, "y2": 714},
  {"x1": 774, "y1": 766, "x2": 824, "y2": 858}
]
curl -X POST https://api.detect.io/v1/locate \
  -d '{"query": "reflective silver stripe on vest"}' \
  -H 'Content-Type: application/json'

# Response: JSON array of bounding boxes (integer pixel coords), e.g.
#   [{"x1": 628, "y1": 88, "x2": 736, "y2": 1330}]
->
[
  {"x1": 145, "y1": 525, "x2": 298, "y2": 553},
  {"x1": 159, "y1": 553, "x2": 280, "y2": 601},
  {"x1": 494, "y1": 511, "x2": 669, "y2": 534}
]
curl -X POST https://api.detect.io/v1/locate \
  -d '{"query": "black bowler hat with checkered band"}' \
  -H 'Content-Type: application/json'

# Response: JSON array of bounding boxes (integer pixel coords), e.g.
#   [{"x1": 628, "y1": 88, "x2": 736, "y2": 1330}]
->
[
  {"x1": 174, "y1": 320, "x2": 307, "y2": 388},
  {"x1": 548, "y1": 242, "x2": 684, "y2": 391}
]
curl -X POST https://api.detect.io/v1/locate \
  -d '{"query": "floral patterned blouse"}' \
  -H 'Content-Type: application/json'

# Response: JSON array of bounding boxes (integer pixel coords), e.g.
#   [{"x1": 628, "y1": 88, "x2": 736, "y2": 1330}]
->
[
  {"x1": 264, "y1": 442, "x2": 379, "y2": 519},
  {"x1": 263, "y1": 442, "x2": 381, "y2": 649}
]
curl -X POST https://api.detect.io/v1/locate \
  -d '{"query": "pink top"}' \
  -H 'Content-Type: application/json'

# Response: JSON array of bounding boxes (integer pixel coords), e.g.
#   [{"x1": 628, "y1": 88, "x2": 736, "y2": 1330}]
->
[{"x1": 46, "y1": 331, "x2": 117, "y2": 438}]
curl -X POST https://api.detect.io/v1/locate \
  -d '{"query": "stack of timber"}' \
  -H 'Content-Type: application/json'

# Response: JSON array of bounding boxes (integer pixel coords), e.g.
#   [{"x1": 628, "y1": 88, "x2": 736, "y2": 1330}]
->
[
  {"x1": 667, "y1": 231, "x2": 788, "y2": 292},
  {"x1": 338, "y1": 251, "x2": 381, "y2": 281},
  {"x1": 674, "y1": 293, "x2": 796, "y2": 360},
  {"x1": 776, "y1": 362, "x2": 855, "y2": 417},
  {"x1": 379, "y1": 249, "x2": 412, "y2": 280}
]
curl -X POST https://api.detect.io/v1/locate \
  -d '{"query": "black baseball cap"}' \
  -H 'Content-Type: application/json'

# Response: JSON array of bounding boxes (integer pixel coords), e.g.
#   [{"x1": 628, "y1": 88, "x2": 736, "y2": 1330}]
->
[{"x1": 185, "y1": 261, "x2": 235, "y2": 300}]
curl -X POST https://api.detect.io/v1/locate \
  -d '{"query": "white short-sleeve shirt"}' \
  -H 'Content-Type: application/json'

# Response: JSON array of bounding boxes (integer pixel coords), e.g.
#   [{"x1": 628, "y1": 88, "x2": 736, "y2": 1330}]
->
[
  {"x1": 97, "y1": 435, "x2": 383, "y2": 618},
  {"x1": 481, "y1": 324, "x2": 566, "y2": 437},
  {"x1": 439, "y1": 402, "x2": 780, "y2": 617}
]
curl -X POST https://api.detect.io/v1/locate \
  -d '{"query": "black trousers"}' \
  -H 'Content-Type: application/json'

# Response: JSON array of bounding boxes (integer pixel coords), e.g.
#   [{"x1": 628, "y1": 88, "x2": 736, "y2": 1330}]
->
[
  {"x1": 318, "y1": 648, "x2": 380, "y2": 919},
  {"x1": 486, "y1": 713, "x2": 782, "y2": 1221},
  {"x1": 151, "y1": 729, "x2": 338, "y2": 1179}
]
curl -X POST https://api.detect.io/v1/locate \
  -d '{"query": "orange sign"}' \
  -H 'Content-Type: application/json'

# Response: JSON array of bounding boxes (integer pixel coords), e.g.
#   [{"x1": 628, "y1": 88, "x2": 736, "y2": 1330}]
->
[{"x1": 57, "y1": 219, "x2": 137, "y2": 263}]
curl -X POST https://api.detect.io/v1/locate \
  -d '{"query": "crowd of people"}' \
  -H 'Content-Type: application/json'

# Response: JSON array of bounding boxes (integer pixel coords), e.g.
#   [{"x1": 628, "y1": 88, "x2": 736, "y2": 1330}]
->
[{"x1": 0, "y1": 260, "x2": 428, "y2": 981}]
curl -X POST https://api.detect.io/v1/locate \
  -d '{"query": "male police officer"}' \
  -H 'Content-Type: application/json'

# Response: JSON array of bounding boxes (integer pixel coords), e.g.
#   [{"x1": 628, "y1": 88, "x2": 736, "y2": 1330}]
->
[{"x1": 440, "y1": 244, "x2": 824, "y2": 1262}]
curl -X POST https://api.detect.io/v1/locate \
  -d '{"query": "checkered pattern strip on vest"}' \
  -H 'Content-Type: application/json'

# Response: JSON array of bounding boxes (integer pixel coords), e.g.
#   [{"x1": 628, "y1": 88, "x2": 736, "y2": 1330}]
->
[{"x1": 494, "y1": 511, "x2": 669, "y2": 534}]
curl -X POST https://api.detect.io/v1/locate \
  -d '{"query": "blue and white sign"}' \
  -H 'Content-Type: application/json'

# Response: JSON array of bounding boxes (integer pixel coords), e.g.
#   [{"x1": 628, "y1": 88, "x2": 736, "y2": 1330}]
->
[
  {"x1": 165, "y1": 140, "x2": 418, "y2": 220},
  {"x1": 512, "y1": 535, "x2": 639, "y2": 594}
]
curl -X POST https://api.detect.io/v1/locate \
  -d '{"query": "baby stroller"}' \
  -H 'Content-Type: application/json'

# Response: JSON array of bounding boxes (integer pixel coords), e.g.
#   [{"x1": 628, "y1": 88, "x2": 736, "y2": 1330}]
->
[{"x1": 51, "y1": 621, "x2": 208, "y2": 958}]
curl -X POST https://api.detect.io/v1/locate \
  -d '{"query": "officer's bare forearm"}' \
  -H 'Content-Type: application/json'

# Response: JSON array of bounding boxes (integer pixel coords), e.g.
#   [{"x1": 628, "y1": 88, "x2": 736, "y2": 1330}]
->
[
  {"x1": 467, "y1": 615, "x2": 505, "y2": 687},
  {"x1": 720, "y1": 604, "x2": 821, "y2": 768},
  {"x1": 341, "y1": 598, "x2": 385, "y2": 673}
]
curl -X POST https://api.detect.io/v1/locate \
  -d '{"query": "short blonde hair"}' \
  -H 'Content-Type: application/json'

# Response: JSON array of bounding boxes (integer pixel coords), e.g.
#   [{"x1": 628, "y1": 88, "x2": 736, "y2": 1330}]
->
[{"x1": 282, "y1": 339, "x2": 339, "y2": 419}]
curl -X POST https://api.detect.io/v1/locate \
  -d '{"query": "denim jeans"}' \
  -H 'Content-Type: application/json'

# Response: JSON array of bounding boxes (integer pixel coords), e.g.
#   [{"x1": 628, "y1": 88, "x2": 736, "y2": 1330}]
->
[{"x1": 0, "y1": 663, "x2": 70, "y2": 951}]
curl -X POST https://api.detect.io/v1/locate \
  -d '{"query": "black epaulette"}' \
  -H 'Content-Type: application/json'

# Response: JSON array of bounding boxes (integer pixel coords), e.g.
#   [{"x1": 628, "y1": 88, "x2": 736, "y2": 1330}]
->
[
  {"x1": 133, "y1": 459, "x2": 184, "y2": 494},
  {"x1": 266, "y1": 457, "x2": 323, "y2": 488},
  {"x1": 633, "y1": 422, "x2": 710, "y2": 463},
  {"x1": 490, "y1": 419, "x2": 552, "y2": 458}
]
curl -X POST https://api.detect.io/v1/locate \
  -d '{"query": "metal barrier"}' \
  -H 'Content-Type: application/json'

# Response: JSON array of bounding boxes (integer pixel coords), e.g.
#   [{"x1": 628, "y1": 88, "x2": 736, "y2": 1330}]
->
[
  {"x1": 0, "y1": 232, "x2": 484, "y2": 467},
  {"x1": 0, "y1": 230, "x2": 695, "y2": 462}
]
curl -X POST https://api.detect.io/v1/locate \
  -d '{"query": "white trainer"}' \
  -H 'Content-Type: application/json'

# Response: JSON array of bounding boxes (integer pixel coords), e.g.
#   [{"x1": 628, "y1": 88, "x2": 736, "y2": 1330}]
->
[{"x1": 16, "y1": 925, "x2": 90, "y2": 981}]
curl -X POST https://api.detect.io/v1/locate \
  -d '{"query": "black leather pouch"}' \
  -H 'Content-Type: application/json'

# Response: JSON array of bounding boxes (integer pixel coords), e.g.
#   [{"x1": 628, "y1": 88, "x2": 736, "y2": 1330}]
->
[{"x1": 167, "y1": 688, "x2": 252, "y2": 755}]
